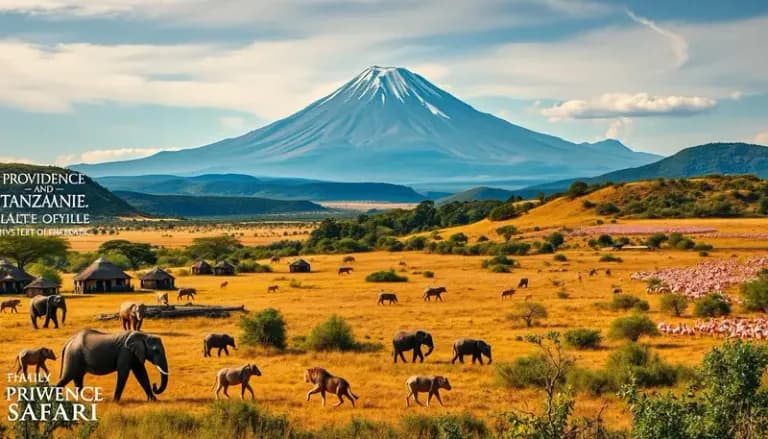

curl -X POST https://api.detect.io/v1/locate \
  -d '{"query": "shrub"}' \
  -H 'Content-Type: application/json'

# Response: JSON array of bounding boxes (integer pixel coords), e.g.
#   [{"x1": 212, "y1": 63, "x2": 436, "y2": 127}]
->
[
  {"x1": 496, "y1": 225, "x2": 519, "y2": 241},
  {"x1": 239, "y1": 308, "x2": 287, "y2": 350},
  {"x1": 566, "y1": 367, "x2": 613, "y2": 396},
  {"x1": 538, "y1": 242, "x2": 555, "y2": 254},
  {"x1": 675, "y1": 239, "x2": 696, "y2": 250},
  {"x1": 596, "y1": 202, "x2": 620, "y2": 215},
  {"x1": 236, "y1": 259, "x2": 272, "y2": 273},
  {"x1": 645, "y1": 233, "x2": 668, "y2": 248},
  {"x1": 605, "y1": 343, "x2": 683, "y2": 388},
  {"x1": 567, "y1": 181, "x2": 589, "y2": 198},
  {"x1": 496, "y1": 355, "x2": 559, "y2": 389},
  {"x1": 507, "y1": 302, "x2": 548, "y2": 327},
  {"x1": 305, "y1": 315, "x2": 357, "y2": 351},
  {"x1": 693, "y1": 243, "x2": 713, "y2": 251},
  {"x1": 610, "y1": 295, "x2": 650, "y2": 312},
  {"x1": 741, "y1": 276, "x2": 768, "y2": 312},
  {"x1": 27, "y1": 263, "x2": 62, "y2": 285},
  {"x1": 564, "y1": 329, "x2": 602, "y2": 350},
  {"x1": 660, "y1": 294, "x2": 688, "y2": 316},
  {"x1": 597, "y1": 234, "x2": 614, "y2": 247},
  {"x1": 582, "y1": 200, "x2": 596, "y2": 209},
  {"x1": 694, "y1": 293, "x2": 731, "y2": 317},
  {"x1": 553, "y1": 253, "x2": 567, "y2": 262},
  {"x1": 482, "y1": 254, "x2": 518, "y2": 272},
  {"x1": 489, "y1": 204, "x2": 519, "y2": 221},
  {"x1": 547, "y1": 232, "x2": 565, "y2": 249},
  {"x1": 401, "y1": 413, "x2": 488, "y2": 439},
  {"x1": 556, "y1": 290, "x2": 570, "y2": 299},
  {"x1": 599, "y1": 254, "x2": 623, "y2": 263},
  {"x1": 365, "y1": 270, "x2": 408, "y2": 283},
  {"x1": 609, "y1": 315, "x2": 659, "y2": 342},
  {"x1": 422, "y1": 270, "x2": 435, "y2": 278}
]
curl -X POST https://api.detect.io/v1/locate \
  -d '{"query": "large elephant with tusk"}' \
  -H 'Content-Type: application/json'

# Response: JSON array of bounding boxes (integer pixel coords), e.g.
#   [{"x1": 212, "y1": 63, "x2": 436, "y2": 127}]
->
[{"x1": 55, "y1": 329, "x2": 169, "y2": 401}]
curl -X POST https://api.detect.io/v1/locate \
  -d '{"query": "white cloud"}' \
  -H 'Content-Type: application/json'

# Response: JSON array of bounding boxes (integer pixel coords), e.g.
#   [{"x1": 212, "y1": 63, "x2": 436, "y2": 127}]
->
[
  {"x1": 626, "y1": 9, "x2": 688, "y2": 67},
  {"x1": 753, "y1": 132, "x2": 768, "y2": 145},
  {"x1": 605, "y1": 118, "x2": 634, "y2": 141},
  {"x1": 0, "y1": 155, "x2": 39, "y2": 164},
  {"x1": 218, "y1": 116, "x2": 246, "y2": 130},
  {"x1": 540, "y1": 93, "x2": 716, "y2": 120},
  {"x1": 55, "y1": 147, "x2": 178, "y2": 165}
]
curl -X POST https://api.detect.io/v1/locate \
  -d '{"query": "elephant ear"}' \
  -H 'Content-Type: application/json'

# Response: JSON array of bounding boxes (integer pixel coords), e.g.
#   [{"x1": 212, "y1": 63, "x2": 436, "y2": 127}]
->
[{"x1": 125, "y1": 333, "x2": 147, "y2": 363}]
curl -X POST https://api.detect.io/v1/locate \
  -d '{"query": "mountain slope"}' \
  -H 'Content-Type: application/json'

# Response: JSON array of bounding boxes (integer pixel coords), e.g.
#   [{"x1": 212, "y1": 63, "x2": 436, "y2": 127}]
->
[
  {"x1": 114, "y1": 191, "x2": 325, "y2": 218},
  {"x1": 97, "y1": 174, "x2": 427, "y2": 202},
  {"x1": 526, "y1": 143, "x2": 768, "y2": 194},
  {"x1": 0, "y1": 163, "x2": 139, "y2": 219},
  {"x1": 71, "y1": 66, "x2": 659, "y2": 182},
  {"x1": 439, "y1": 186, "x2": 515, "y2": 203}
]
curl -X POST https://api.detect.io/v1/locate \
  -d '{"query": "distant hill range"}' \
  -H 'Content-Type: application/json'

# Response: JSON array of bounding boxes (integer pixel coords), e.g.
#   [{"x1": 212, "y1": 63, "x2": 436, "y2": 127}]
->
[
  {"x1": 70, "y1": 66, "x2": 659, "y2": 182},
  {"x1": 97, "y1": 174, "x2": 427, "y2": 202},
  {"x1": 114, "y1": 191, "x2": 326, "y2": 218},
  {"x1": 523, "y1": 143, "x2": 768, "y2": 195},
  {"x1": 0, "y1": 163, "x2": 139, "y2": 219},
  {"x1": 439, "y1": 186, "x2": 515, "y2": 203}
]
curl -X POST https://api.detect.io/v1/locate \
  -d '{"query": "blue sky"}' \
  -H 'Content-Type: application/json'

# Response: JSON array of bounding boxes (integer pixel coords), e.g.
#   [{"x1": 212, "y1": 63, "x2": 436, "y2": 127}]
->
[{"x1": 1, "y1": 0, "x2": 767, "y2": 166}]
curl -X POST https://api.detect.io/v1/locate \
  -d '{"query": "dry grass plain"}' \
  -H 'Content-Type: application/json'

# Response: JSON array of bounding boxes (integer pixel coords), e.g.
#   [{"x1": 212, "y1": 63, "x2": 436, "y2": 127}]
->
[{"x1": 2, "y1": 196, "x2": 768, "y2": 435}]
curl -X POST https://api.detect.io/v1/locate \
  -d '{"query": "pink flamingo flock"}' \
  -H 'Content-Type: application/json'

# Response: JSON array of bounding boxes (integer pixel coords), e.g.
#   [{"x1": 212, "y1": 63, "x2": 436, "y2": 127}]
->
[{"x1": 658, "y1": 318, "x2": 768, "y2": 340}]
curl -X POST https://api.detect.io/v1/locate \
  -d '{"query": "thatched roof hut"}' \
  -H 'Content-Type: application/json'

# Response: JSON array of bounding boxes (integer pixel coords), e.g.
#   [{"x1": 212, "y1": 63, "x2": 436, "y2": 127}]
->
[
  {"x1": 191, "y1": 260, "x2": 212, "y2": 275},
  {"x1": 213, "y1": 260, "x2": 236, "y2": 276},
  {"x1": 0, "y1": 258, "x2": 34, "y2": 294},
  {"x1": 24, "y1": 277, "x2": 60, "y2": 297},
  {"x1": 139, "y1": 267, "x2": 176, "y2": 290},
  {"x1": 73, "y1": 257, "x2": 133, "y2": 294},
  {"x1": 289, "y1": 259, "x2": 311, "y2": 273}
]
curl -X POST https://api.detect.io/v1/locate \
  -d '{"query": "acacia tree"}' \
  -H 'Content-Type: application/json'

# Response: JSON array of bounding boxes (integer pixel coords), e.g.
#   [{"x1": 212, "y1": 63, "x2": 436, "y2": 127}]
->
[
  {"x1": 509, "y1": 302, "x2": 548, "y2": 327},
  {"x1": 188, "y1": 235, "x2": 241, "y2": 262},
  {"x1": 0, "y1": 235, "x2": 69, "y2": 269},
  {"x1": 98, "y1": 240, "x2": 156, "y2": 270}
]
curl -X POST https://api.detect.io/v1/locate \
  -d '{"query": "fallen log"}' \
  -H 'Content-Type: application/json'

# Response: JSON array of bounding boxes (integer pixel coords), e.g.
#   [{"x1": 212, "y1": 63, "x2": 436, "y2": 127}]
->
[{"x1": 96, "y1": 304, "x2": 247, "y2": 321}]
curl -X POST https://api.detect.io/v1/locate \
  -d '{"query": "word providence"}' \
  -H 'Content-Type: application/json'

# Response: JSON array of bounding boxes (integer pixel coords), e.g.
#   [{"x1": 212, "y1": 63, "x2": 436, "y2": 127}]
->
[
  {"x1": 1, "y1": 172, "x2": 86, "y2": 186},
  {"x1": 5, "y1": 373, "x2": 102, "y2": 421}
]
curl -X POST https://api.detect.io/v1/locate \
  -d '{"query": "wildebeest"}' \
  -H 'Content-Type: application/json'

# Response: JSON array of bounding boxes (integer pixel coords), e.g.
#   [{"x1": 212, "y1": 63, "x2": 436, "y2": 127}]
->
[
  {"x1": 267, "y1": 285, "x2": 279, "y2": 293},
  {"x1": 589, "y1": 268, "x2": 598, "y2": 276},
  {"x1": 342, "y1": 256, "x2": 356, "y2": 264},
  {"x1": 612, "y1": 286, "x2": 623, "y2": 294},
  {"x1": 399, "y1": 261, "x2": 408, "y2": 267},
  {"x1": 423, "y1": 286, "x2": 446, "y2": 302},
  {"x1": 377, "y1": 292, "x2": 398, "y2": 305},
  {"x1": 270, "y1": 256, "x2": 281, "y2": 264},
  {"x1": 518, "y1": 278, "x2": 529, "y2": 288},
  {"x1": 338, "y1": 267, "x2": 354, "y2": 275},
  {"x1": 220, "y1": 281, "x2": 229, "y2": 288},
  {"x1": 605, "y1": 269, "x2": 612, "y2": 276},
  {"x1": 177, "y1": 288, "x2": 196, "y2": 301},
  {"x1": 1, "y1": 299, "x2": 21, "y2": 313},
  {"x1": 500, "y1": 289, "x2": 515, "y2": 300}
]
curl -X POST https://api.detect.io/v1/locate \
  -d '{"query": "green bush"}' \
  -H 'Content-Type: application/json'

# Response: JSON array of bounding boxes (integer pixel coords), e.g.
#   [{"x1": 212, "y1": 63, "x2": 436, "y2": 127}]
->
[
  {"x1": 645, "y1": 233, "x2": 668, "y2": 249},
  {"x1": 27, "y1": 263, "x2": 62, "y2": 285},
  {"x1": 422, "y1": 270, "x2": 435, "y2": 278},
  {"x1": 741, "y1": 276, "x2": 768, "y2": 312},
  {"x1": 606, "y1": 343, "x2": 683, "y2": 388},
  {"x1": 496, "y1": 355, "x2": 560, "y2": 389},
  {"x1": 538, "y1": 242, "x2": 555, "y2": 254},
  {"x1": 693, "y1": 243, "x2": 713, "y2": 251},
  {"x1": 659, "y1": 294, "x2": 689, "y2": 316},
  {"x1": 609, "y1": 315, "x2": 659, "y2": 342},
  {"x1": 566, "y1": 367, "x2": 613, "y2": 396},
  {"x1": 495, "y1": 225, "x2": 519, "y2": 241},
  {"x1": 305, "y1": 315, "x2": 357, "y2": 352},
  {"x1": 694, "y1": 293, "x2": 731, "y2": 317},
  {"x1": 482, "y1": 254, "x2": 518, "y2": 272},
  {"x1": 610, "y1": 295, "x2": 650, "y2": 312},
  {"x1": 236, "y1": 259, "x2": 272, "y2": 273},
  {"x1": 239, "y1": 308, "x2": 287, "y2": 350},
  {"x1": 599, "y1": 254, "x2": 623, "y2": 262},
  {"x1": 556, "y1": 290, "x2": 570, "y2": 299},
  {"x1": 365, "y1": 270, "x2": 408, "y2": 283},
  {"x1": 596, "y1": 202, "x2": 620, "y2": 215},
  {"x1": 489, "y1": 204, "x2": 520, "y2": 221},
  {"x1": 553, "y1": 253, "x2": 567, "y2": 262},
  {"x1": 675, "y1": 239, "x2": 696, "y2": 250},
  {"x1": 564, "y1": 329, "x2": 602, "y2": 349},
  {"x1": 507, "y1": 302, "x2": 548, "y2": 327},
  {"x1": 401, "y1": 413, "x2": 488, "y2": 439}
]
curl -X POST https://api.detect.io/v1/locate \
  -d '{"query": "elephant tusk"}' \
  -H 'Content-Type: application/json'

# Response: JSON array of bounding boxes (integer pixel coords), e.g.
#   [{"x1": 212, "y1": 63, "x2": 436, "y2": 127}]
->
[{"x1": 155, "y1": 365, "x2": 169, "y2": 376}]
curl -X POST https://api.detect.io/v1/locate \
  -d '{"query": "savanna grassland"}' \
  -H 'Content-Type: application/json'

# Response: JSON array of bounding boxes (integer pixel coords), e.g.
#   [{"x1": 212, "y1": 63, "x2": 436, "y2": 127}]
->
[{"x1": 1, "y1": 180, "x2": 768, "y2": 438}]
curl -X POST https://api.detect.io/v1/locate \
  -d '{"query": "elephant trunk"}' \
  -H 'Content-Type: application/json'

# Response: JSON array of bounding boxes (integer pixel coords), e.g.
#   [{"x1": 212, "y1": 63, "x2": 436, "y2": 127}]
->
[
  {"x1": 152, "y1": 357, "x2": 169, "y2": 395},
  {"x1": 424, "y1": 342, "x2": 434, "y2": 357}
]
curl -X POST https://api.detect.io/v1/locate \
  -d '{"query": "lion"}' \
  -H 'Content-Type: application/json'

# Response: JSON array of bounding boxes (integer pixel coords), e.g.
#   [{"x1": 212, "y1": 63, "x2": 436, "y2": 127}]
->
[{"x1": 304, "y1": 367, "x2": 359, "y2": 407}]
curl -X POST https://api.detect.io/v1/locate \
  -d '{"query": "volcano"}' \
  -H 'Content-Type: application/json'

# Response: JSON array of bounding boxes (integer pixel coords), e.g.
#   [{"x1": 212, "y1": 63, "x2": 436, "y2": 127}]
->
[{"x1": 70, "y1": 66, "x2": 659, "y2": 183}]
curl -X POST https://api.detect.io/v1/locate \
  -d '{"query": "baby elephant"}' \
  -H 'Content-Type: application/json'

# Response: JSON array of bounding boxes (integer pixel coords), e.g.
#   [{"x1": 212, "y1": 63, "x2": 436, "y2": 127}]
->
[
  {"x1": 213, "y1": 364, "x2": 262, "y2": 400},
  {"x1": 304, "y1": 367, "x2": 359, "y2": 407},
  {"x1": 15, "y1": 347, "x2": 57, "y2": 376},
  {"x1": 452, "y1": 338, "x2": 492, "y2": 365},
  {"x1": 203, "y1": 333, "x2": 236, "y2": 357},
  {"x1": 405, "y1": 375, "x2": 451, "y2": 407},
  {"x1": 119, "y1": 301, "x2": 147, "y2": 331}
]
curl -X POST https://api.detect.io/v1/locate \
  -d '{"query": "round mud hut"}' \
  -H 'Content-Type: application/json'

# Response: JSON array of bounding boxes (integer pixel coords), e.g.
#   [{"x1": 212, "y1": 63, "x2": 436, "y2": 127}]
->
[
  {"x1": 0, "y1": 258, "x2": 34, "y2": 294},
  {"x1": 213, "y1": 260, "x2": 236, "y2": 276},
  {"x1": 73, "y1": 257, "x2": 133, "y2": 294},
  {"x1": 289, "y1": 259, "x2": 311, "y2": 273},
  {"x1": 24, "y1": 277, "x2": 61, "y2": 297},
  {"x1": 191, "y1": 260, "x2": 213, "y2": 275},
  {"x1": 139, "y1": 267, "x2": 176, "y2": 290}
]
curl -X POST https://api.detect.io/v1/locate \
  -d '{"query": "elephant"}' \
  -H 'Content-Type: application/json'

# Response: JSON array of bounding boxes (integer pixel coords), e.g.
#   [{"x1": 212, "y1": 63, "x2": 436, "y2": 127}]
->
[
  {"x1": 55, "y1": 329, "x2": 169, "y2": 402},
  {"x1": 304, "y1": 367, "x2": 358, "y2": 407},
  {"x1": 15, "y1": 347, "x2": 57, "y2": 375},
  {"x1": 30, "y1": 295, "x2": 66, "y2": 329},
  {"x1": 213, "y1": 364, "x2": 262, "y2": 400},
  {"x1": 203, "y1": 333, "x2": 236, "y2": 357},
  {"x1": 119, "y1": 301, "x2": 147, "y2": 331},
  {"x1": 377, "y1": 292, "x2": 398, "y2": 305},
  {"x1": 177, "y1": 288, "x2": 196, "y2": 301},
  {"x1": 451, "y1": 338, "x2": 492, "y2": 365},
  {"x1": 405, "y1": 375, "x2": 451, "y2": 407},
  {"x1": 392, "y1": 330, "x2": 434, "y2": 363}
]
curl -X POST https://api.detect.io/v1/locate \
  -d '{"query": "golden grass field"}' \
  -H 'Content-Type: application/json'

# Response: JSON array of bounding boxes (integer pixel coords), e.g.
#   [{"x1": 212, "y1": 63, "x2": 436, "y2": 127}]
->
[{"x1": 2, "y1": 191, "x2": 768, "y2": 436}]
